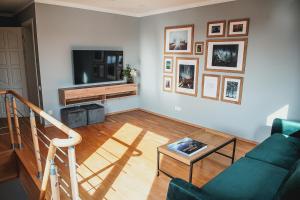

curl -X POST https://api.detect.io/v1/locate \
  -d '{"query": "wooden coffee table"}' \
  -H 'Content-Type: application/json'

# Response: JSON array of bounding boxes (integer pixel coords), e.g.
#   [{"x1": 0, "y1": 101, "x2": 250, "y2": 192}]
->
[{"x1": 157, "y1": 129, "x2": 236, "y2": 183}]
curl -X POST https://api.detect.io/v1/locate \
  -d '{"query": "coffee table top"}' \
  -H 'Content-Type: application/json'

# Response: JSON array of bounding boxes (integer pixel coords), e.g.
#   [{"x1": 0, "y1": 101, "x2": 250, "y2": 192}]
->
[{"x1": 158, "y1": 129, "x2": 235, "y2": 165}]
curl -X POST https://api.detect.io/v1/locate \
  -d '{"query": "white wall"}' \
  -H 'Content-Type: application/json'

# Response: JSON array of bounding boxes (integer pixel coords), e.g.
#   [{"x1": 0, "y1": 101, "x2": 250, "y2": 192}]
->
[{"x1": 139, "y1": 0, "x2": 300, "y2": 142}]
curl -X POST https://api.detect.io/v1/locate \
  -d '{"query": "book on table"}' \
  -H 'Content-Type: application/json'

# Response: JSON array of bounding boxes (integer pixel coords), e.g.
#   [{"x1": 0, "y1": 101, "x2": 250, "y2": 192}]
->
[{"x1": 168, "y1": 137, "x2": 207, "y2": 157}]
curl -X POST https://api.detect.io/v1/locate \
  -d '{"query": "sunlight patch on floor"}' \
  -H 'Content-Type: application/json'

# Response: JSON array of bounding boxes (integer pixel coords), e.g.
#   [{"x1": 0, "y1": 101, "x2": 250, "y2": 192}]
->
[
  {"x1": 113, "y1": 123, "x2": 143, "y2": 145},
  {"x1": 77, "y1": 123, "x2": 143, "y2": 196},
  {"x1": 103, "y1": 131, "x2": 170, "y2": 200}
]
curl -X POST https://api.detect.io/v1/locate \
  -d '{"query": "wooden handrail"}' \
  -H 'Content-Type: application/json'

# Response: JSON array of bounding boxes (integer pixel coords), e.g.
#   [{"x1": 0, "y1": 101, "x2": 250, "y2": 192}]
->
[
  {"x1": 1, "y1": 89, "x2": 81, "y2": 199},
  {"x1": 0, "y1": 90, "x2": 6, "y2": 95},
  {"x1": 1, "y1": 90, "x2": 82, "y2": 148}
]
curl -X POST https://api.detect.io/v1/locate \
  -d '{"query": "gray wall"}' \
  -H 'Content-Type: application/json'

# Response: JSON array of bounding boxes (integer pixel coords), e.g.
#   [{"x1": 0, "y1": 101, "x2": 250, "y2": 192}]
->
[
  {"x1": 139, "y1": 0, "x2": 300, "y2": 142},
  {"x1": 34, "y1": 0, "x2": 300, "y2": 142},
  {"x1": 35, "y1": 3, "x2": 140, "y2": 120}
]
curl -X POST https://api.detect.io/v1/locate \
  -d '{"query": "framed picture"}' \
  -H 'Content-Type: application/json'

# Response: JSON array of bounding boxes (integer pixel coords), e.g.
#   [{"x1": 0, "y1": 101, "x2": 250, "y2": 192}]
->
[
  {"x1": 175, "y1": 57, "x2": 199, "y2": 96},
  {"x1": 207, "y1": 20, "x2": 226, "y2": 38},
  {"x1": 163, "y1": 75, "x2": 173, "y2": 92},
  {"x1": 201, "y1": 74, "x2": 221, "y2": 100},
  {"x1": 221, "y1": 76, "x2": 244, "y2": 104},
  {"x1": 205, "y1": 38, "x2": 248, "y2": 73},
  {"x1": 164, "y1": 24, "x2": 194, "y2": 54},
  {"x1": 228, "y1": 18, "x2": 250, "y2": 37},
  {"x1": 163, "y1": 56, "x2": 174, "y2": 73},
  {"x1": 194, "y1": 42, "x2": 204, "y2": 55}
]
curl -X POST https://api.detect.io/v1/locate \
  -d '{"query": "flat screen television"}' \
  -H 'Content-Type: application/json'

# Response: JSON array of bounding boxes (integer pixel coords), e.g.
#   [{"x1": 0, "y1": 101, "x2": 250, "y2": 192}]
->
[{"x1": 73, "y1": 50, "x2": 123, "y2": 85}]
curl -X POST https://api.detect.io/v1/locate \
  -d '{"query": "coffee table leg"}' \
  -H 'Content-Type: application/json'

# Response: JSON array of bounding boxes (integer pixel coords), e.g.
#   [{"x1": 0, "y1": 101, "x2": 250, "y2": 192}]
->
[
  {"x1": 157, "y1": 148, "x2": 160, "y2": 176},
  {"x1": 231, "y1": 138, "x2": 236, "y2": 164},
  {"x1": 189, "y1": 163, "x2": 193, "y2": 183}
]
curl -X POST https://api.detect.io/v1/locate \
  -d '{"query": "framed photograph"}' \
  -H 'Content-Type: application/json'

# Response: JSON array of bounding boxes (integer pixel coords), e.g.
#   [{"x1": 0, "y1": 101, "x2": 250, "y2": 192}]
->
[
  {"x1": 201, "y1": 74, "x2": 221, "y2": 100},
  {"x1": 175, "y1": 57, "x2": 199, "y2": 96},
  {"x1": 194, "y1": 42, "x2": 204, "y2": 55},
  {"x1": 164, "y1": 24, "x2": 194, "y2": 54},
  {"x1": 207, "y1": 20, "x2": 226, "y2": 38},
  {"x1": 163, "y1": 56, "x2": 174, "y2": 73},
  {"x1": 221, "y1": 76, "x2": 244, "y2": 104},
  {"x1": 163, "y1": 75, "x2": 173, "y2": 92},
  {"x1": 205, "y1": 38, "x2": 248, "y2": 73},
  {"x1": 228, "y1": 18, "x2": 250, "y2": 37}
]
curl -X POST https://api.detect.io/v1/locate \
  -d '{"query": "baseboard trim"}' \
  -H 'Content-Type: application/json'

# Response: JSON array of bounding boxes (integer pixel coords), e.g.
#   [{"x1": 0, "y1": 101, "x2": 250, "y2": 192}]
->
[
  {"x1": 138, "y1": 108, "x2": 258, "y2": 145},
  {"x1": 106, "y1": 108, "x2": 140, "y2": 116}
]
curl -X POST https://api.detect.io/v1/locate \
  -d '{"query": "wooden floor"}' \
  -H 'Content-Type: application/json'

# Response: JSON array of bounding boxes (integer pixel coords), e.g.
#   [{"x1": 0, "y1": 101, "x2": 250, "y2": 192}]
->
[{"x1": 1, "y1": 110, "x2": 256, "y2": 200}]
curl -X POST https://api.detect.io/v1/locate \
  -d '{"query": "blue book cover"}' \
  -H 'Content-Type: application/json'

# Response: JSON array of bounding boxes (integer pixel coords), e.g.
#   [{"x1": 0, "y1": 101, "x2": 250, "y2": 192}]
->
[{"x1": 168, "y1": 137, "x2": 207, "y2": 157}]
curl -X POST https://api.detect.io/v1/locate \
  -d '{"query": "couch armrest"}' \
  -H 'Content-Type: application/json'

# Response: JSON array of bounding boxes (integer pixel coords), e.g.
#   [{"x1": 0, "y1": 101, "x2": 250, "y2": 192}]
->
[
  {"x1": 167, "y1": 178, "x2": 210, "y2": 200},
  {"x1": 271, "y1": 118, "x2": 300, "y2": 136}
]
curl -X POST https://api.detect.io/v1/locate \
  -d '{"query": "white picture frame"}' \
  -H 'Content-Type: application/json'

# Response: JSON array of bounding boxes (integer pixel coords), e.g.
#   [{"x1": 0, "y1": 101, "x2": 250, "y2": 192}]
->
[
  {"x1": 207, "y1": 20, "x2": 226, "y2": 38},
  {"x1": 163, "y1": 75, "x2": 173, "y2": 92},
  {"x1": 164, "y1": 24, "x2": 194, "y2": 54},
  {"x1": 194, "y1": 41, "x2": 204, "y2": 55},
  {"x1": 205, "y1": 39, "x2": 248, "y2": 73},
  {"x1": 228, "y1": 18, "x2": 250, "y2": 37},
  {"x1": 175, "y1": 57, "x2": 199, "y2": 96},
  {"x1": 221, "y1": 76, "x2": 244, "y2": 104},
  {"x1": 163, "y1": 56, "x2": 173, "y2": 73},
  {"x1": 201, "y1": 74, "x2": 221, "y2": 100}
]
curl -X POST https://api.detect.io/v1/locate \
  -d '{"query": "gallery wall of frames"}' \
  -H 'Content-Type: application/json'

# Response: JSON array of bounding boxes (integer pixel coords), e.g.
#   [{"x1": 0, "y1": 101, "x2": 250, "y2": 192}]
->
[{"x1": 162, "y1": 18, "x2": 250, "y2": 105}]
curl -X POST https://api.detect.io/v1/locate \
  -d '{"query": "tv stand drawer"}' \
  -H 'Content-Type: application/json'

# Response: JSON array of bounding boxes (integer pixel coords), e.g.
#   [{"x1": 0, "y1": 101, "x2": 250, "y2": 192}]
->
[
  {"x1": 64, "y1": 87, "x2": 106, "y2": 99},
  {"x1": 59, "y1": 83, "x2": 137, "y2": 105},
  {"x1": 105, "y1": 84, "x2": 137, "y2": 95}
]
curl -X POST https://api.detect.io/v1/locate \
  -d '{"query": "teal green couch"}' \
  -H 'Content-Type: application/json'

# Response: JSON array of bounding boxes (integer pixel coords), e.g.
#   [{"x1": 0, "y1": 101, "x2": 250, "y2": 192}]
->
[{"x1": 167, "y1": 118, "x2": 300, "y2": 200}]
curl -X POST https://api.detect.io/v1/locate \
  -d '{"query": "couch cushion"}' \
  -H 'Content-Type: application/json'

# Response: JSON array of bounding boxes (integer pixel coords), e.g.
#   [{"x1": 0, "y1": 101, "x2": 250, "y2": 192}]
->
[
  {"x1": 246, "y1": 133, "x2": 300, "y2": 169},
  {"x1": 275, "y1": 160, "x2": 300, "y2": 200},
  {"x1": 202, "y1": 157, "x2": 289, "y2": 200}
]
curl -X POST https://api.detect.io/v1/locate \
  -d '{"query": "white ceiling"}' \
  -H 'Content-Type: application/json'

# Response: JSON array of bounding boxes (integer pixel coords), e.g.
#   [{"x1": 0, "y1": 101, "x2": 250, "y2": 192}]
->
[
  {"x1": 0, "y1": 0, "x2": 33, "y2": 16},
  {"x1": 35, "y1": 0, "x2": 235, "y2": 17}
]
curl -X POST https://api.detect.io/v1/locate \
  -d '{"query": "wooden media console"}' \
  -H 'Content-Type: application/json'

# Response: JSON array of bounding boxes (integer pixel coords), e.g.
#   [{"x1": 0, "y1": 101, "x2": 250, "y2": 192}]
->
[{"x1": 58, "y1": 83, "x2": 138, "y2": 106}]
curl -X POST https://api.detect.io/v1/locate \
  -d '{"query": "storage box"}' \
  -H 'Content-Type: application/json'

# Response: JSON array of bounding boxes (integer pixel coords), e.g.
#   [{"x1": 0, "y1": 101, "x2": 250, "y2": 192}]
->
[
  {"x1": 81, "y1": 104, "x2": 105, "y2": 124},
  {"x1": 61, "y1": 106, "x2": 87, "y2": 128}
]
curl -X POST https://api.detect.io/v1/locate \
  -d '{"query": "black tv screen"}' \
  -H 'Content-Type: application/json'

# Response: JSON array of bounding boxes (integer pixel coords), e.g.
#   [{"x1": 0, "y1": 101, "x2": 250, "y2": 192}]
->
[{"x1": 73, "y1": 50, "x2": 123, "y2": 85}]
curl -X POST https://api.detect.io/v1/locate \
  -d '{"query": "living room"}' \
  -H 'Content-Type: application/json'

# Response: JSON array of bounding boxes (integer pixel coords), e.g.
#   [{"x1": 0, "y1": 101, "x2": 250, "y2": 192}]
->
[{"x1": 0, "y1": 0, "x2": 299, "y2": 199}]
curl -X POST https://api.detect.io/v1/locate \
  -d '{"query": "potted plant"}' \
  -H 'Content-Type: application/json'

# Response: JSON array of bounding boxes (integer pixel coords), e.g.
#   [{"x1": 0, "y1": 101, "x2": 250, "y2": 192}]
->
[{"x1": 123, "y1": 64, "x2": 137, "y2": 83}]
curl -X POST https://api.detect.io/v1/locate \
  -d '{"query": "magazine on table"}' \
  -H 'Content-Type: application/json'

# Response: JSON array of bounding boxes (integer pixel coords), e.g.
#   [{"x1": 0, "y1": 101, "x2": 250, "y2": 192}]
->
[{"x1": 168, "y1": 137, "x2": 207, "y2": 157}]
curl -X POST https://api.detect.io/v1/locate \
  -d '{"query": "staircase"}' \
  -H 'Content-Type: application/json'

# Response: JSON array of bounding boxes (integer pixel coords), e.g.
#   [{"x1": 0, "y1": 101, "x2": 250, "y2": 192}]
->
[
  {"x1": 0, "y1": 90, "x2": 82, "y2": 200},
  {"x1": 0, "y1": 179, "x2": 28, "y2": 199}
]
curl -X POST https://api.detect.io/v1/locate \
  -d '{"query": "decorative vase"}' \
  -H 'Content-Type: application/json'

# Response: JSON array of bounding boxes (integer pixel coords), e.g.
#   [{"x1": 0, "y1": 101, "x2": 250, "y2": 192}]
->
[{"x1": 127, "y1": 77, "x2": 134, "y2": 83}]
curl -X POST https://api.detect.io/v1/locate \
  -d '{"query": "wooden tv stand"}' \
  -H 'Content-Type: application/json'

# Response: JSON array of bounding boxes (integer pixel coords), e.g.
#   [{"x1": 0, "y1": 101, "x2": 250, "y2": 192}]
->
[{"x1": 58, "y1": 83, "x2": 137, "y2": 106}]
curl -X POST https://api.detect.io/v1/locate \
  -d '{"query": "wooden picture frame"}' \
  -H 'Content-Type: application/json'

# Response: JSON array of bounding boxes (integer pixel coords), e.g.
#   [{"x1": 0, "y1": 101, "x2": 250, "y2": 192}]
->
[
  {"x1": 163, "y1": 75, "x2": 173, "y2": 92},
  {"x1": 175, "y1": 57, "x2": 199, "y2": 96},
  {"x1": 227, "y1": 18, "x2": 250, "y2": 37},
  {"x1": 205, "y1": 38, "x2": 248, "y2": 73},
  {"x1": 221, "y1": 76, "x2": 244, "y2": 105},
  {"x1": 194, "y1": 42, "x2": 204, "y2": 55},
  {"x1": 207, "y1": 20, "x2": 226, "y2": 38},
  {"x1": 163, "y1": 56, "x2": 174, "y2": 73},
  {"x1": 201, "y1": 74, "x2": 221, "y2": 100},
  {"x1": 164, "y1": 24, "x2": 194, "y2": 54}
]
